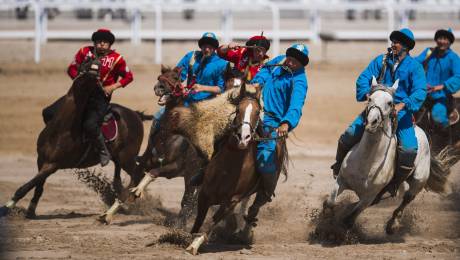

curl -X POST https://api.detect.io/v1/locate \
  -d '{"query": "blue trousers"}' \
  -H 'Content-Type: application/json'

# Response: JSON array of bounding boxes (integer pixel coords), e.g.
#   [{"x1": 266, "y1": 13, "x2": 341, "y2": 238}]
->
[
  {"x1": 256, "y1": 117, "x2": 279, "y2": 175},
  {"x1": 431, "y1": 98, "x2": 449, "y2": 128},
  {"x1": 340, "y1": 109, "x2": 418, "y2": 168}
]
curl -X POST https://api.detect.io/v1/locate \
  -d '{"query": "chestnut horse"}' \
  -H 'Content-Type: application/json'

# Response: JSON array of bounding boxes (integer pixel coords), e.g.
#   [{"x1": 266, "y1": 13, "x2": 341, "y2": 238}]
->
[
  {"x1": 0, "y1": 60, "x2": 144, "y2": 224},
  {"x1": 185, "y1": 84, "x2": 288, "y2": 255}
]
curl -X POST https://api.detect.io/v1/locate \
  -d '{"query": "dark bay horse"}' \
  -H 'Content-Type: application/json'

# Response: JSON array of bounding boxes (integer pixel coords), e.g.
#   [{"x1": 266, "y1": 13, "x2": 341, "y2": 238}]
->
[
  {"x1": 185, "y1": 84, "x2": 288, "y2": 255},
  {"x1": 0, "y1": 61, "x2": 144, "y2": 224},
  {"x1": 415, "y1": 97, "x2": 460, "y2": 167},
  {"x1": 116, "y1": 66, "x2": 208, "y2": 228}
]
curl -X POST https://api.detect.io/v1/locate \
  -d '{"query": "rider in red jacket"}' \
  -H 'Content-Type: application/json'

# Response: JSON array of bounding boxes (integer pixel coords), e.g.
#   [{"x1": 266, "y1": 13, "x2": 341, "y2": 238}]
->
[
  {"x1": 43, "y1": 29, "x2": 133, "y2": 166},
  {"x1": 217, "y1": 35, "x2": 270, "y2": 81}
]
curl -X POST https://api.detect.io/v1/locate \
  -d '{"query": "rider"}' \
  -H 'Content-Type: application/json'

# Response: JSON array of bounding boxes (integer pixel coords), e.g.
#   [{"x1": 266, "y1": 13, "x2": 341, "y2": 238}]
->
[
  {"x1": 414, "y1": 28, "x2": 460, "y2": 130},
  {"x1": 248, "y1": 43, "x2": 309, "y2": 207},
  {"x1": 330, "y1": 28, "x2": 427, "y2": 197},
  {"x1": 217, "y1": 34, "x2": 270, "y2": 81},
  {"x1": 147, "y1": 32, "x2": 228, "y2": 155},
  {"x1": 67, "y1": 28, "x2": 133, "y2": 166}
]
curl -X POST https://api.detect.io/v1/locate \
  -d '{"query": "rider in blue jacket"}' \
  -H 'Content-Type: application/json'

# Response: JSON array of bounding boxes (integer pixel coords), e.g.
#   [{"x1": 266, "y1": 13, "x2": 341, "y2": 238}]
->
[
  {"x1": 331, "y1": 28, "x2": 427, "y2": 197},
  {"x1": 148, "y1": 32, "x2": 228, "y2": 152},
  {"x1": 249, "y1": 43, "x2": 309, "y2": 208},
  {"x1": 415, "y1": 28, "x2": 460, "y2": 129}
]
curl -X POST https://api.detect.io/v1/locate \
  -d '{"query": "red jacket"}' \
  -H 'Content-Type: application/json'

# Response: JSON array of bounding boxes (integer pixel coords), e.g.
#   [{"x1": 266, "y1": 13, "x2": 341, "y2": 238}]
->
[
  {"x1": 218, "y1": 46, "x2": 268, "y2": 81},
  {"x1": 67, "y1": 46, "x2": 133, "y2": 88}
]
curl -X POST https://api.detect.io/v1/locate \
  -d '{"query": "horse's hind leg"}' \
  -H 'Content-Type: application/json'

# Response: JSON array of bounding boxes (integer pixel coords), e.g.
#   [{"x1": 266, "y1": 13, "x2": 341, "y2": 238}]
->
[
  {"x1": 1, "y1": 163, "x2": 56, "y2": 217},
  {"x1": 112, "y1": 161, "x2": 123, "y2": 196},
  {"x1": 385, "y1": 177, "x2": 425, "y2": 235}
]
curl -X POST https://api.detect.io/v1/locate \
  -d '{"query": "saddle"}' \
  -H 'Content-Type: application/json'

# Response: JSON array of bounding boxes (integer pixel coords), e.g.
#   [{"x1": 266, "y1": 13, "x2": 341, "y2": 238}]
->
[{"x1": 101, "y1": 107, "x2": 119, "y2": 142}]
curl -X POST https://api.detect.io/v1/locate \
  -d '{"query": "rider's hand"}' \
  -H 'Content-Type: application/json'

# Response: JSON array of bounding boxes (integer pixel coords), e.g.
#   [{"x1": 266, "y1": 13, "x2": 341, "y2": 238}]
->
[
  {"x1": 276, "y1": 123, "x2": 289, "y2": 137},
  {"x1": 104, "y1": 84, "x2": 120, "y2": 96},
  {"x1": 394, "y1": 103, "x2": 405, "y2": 114},
  {"x1": 428, "y1": 84, "x2": 444, "y2": 93},
  {"x1": 192, "y1": 84, "x2": 204, "y2": 93}
]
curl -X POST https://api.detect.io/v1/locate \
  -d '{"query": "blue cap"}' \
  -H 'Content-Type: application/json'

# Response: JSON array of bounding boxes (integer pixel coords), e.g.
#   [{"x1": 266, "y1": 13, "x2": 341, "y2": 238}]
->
[
  {"x1": 286, "y1": 43, "x2": 309, "y2": 66},
  {"x1": 390, "y1": 28, "x2": 415, "y2": 50},
  {"x1": 198, "y1": 32, "x2": 219, "y2": 48}
]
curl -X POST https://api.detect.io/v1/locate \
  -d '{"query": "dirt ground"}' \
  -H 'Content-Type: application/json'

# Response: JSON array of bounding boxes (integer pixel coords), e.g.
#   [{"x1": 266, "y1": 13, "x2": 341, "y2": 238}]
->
[{"x1": 0, "y1": 40, "x2": 459, "y2": 259}]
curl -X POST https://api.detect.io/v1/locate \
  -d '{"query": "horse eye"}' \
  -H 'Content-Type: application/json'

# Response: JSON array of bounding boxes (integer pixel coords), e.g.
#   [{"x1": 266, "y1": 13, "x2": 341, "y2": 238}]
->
[{"x1": 387, "y1": 101, "x2": 392, "y2": 106}]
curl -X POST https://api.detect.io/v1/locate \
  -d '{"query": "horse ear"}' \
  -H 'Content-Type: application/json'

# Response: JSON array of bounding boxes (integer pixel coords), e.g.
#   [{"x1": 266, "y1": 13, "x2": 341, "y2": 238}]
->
[
  {"x1": 239, "y1": 82, "x2": 247, "y2": 97},
  {"x1": 161, "y1": 64, "x2": 169, "y2": 74},
  {"x1": 371, "y1": 76, "x2": 378, "y2": 87},
  {"x1": 391, "y1": 79, "x2": 399, "y2": 92}
]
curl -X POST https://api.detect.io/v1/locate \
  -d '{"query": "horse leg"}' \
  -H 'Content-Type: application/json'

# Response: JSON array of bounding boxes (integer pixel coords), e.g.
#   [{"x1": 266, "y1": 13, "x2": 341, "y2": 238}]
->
[
  {"x1": 1, "y1": 163, "x2": 56, "y2": 217},
  {"x1": 186, "y1": 192, "x2": 211, "y2": 255},
  {"x1": 176, "y1": 179, "x2": 197, "y2": 229},
  {"x1": 323, "y1": 178, "x2": 345, "y2": 216},
  {"x1": 386, "y1": 177, "x2": 424, "y2": 235},
  {"x1": 112, "y1": 161, "x2": 123, "y2": 196},
  {"x1": 342, "y1": 197, "x2": 374, "y2": 230}
]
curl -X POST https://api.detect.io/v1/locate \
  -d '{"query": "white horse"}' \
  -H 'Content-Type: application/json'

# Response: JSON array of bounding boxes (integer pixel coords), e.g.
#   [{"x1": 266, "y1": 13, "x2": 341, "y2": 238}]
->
[{"x1": 324, "y1": 76, "x2": 450, "y2": 234}]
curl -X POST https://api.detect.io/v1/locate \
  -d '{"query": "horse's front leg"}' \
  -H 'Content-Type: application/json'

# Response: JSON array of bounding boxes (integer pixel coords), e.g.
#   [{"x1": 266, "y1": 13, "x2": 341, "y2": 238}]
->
[
  {"x1": 130, "y1": 162, "x2": 180, "y2": 198},
  {"x1": 186, "y1": 191, "x2": 213, "y2": 255},
  {"x1": 323, "y1": 179, "x2": 345, "y2": 216},
  {"x1": 342, "y1": 196, "x2": 374, "y2": 230}
]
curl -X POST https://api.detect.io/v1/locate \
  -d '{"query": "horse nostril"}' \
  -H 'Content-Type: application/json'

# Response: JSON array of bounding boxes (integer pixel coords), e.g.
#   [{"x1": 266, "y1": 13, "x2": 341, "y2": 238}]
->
[
  {"x1": 243, "y1": 134, "x2": 251, "y2": 141},
  {"x1": 372, "y1": 119, "x2": 378, "y2": 125}
]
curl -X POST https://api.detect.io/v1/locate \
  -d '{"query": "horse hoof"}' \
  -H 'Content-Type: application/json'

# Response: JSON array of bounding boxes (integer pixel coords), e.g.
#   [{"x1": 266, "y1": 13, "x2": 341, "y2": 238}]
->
[
  {"x1": 25, "y1": 211, "x2": 37, "y2": 219},
  {"x1": 385, "y1": 219, "x2": 399, "y2": 235},
  {"x1": 231, "y1": 229, "x2": 254, "y2": 245},
  {"x1": 96, "y1": 214, "x2": 112, "y2": 225},
  {"x1": 129, "y1": 187, "x2": 144, "y2": 199},
  {"x1": 185, "y1": 245, "x2": 199, "y2": 255},
  {"x1": 0, "y1": 206, "x2": 10, "y2": 217}
]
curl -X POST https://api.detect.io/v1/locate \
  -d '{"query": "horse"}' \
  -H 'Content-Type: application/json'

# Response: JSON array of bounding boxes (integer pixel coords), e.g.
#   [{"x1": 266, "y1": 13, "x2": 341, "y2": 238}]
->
[
  {"x1": 414, "y1": 96, "x2": 460, "y2": 166},
  {"x1": 0, "y1": 59, "x2": 144, "y2": 224},
  {"x1": 185, "y1": 83, "x2": 288, "y2": 255},
  {"x1": 324, "y1": 76, "x2": 451, "y2": 234}
]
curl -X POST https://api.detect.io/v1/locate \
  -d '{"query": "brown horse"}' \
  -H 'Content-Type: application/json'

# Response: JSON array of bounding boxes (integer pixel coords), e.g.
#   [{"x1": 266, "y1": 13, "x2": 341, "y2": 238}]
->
[
  {"x1": 0, "y1": 60, "x2": 144, "y2": 224},
  {"x1": 185, "y1": 84, "x2": 288, "y2": 255}
]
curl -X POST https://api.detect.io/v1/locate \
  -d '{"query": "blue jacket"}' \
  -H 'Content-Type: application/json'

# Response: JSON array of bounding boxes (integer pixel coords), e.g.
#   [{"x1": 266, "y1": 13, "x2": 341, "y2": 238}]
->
[
  {"x1": 356, "y1": 54, "x2": 427, "y2": 114},
  {"x1": 176, "y1": 51, "x2": 228, "y2": 103},
  {"x1": 415, "y1": 48, "x2": 460, "y2": 100},
  {"x1": 251, "y1": 55, "x2": 308, "y2": 130}
]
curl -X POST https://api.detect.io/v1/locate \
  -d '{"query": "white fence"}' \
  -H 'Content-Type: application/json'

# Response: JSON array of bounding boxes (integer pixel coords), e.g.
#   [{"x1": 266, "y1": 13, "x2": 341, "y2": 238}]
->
[{"x1": 1, "y1": 0, "x2": 460, "y2": 63}]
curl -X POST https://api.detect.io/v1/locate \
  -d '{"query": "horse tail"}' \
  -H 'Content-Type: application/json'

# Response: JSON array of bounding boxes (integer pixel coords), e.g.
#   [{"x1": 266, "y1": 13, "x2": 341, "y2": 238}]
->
[
  {"x1": 135, "y1": 110, "x2": 153, "y2": 121},
  {"x1": 426, "y1": 145, "x2": 459, "y2": 193}
]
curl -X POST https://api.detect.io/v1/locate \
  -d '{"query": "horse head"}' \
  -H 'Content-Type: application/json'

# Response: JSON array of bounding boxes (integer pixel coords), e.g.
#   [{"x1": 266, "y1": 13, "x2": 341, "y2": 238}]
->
[
  {"x1": 231, "y1": 83, "x2": 262, "y2": 149},
  {"x1": 365, "y1": 76, "x2": 399, "y2": 133},
  {"x1": 155, "y1": 65, "x2": 183, "y2": 107},
  {"x1": 68, "y1": 56, "x2": 103, "y2": 108},
  {"x1": 224, "y1": 63, "x2": 245, "y2": 91}
]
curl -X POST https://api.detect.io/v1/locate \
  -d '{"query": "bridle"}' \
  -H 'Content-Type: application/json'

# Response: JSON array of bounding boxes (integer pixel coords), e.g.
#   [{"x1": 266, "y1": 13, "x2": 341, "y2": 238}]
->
[
  {"x1": 364, "y1": 87, "x2": 398, "y2": 138},
  {"x1": 231, "y1": 96, "x2": 261, "y2": 143}
]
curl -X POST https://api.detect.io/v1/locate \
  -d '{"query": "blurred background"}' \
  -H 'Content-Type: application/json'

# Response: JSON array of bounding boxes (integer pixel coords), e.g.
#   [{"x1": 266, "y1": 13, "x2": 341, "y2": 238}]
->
[{"x1": 1, "y1": 0, "x2": 460, "y2": 64}]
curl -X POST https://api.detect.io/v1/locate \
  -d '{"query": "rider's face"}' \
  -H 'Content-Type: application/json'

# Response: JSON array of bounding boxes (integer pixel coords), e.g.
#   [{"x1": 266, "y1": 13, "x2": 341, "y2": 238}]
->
[
  {"x1": 436, "y1": 36, "x2": 451, "y2": 51},
  {"x1": 283, "y1": 56, "x2": 303, "y2": 72},
  {"x1": 390, "y1": 40, "x2": 405, "y2": 56},
  {"x1": 95, "y1": 40, "x2": 111, "y2": 54},
  {"x1": 200, "y1": 44, "x2": 216, "y2": 57},
  {"x1": 250, "y1": 47, "x2": 267, "y2": 62}
]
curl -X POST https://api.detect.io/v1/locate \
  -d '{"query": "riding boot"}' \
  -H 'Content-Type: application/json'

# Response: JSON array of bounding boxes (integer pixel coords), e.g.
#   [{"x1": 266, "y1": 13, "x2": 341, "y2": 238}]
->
[
  {"x1": 384, "y1": 147, "x2": 417, "y2": 197},
  {"x1": 330, "y1": 140, "x2": 350, "y2": 178},
  {"x1": 260, "y1": 172, "x2": 277, "y2": 202},
  {"x1": 95, "y1": 132, "x2": 111, "y2": 167}
]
